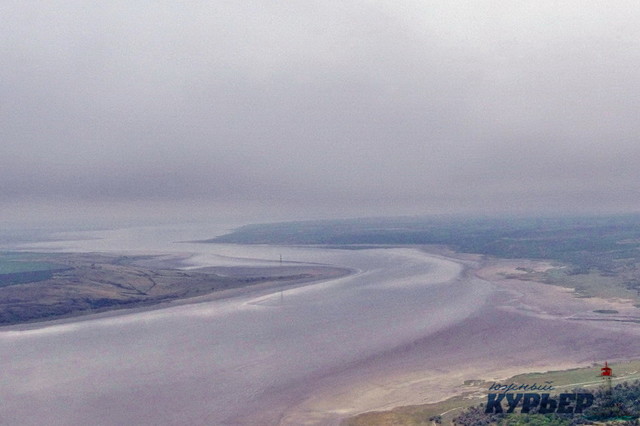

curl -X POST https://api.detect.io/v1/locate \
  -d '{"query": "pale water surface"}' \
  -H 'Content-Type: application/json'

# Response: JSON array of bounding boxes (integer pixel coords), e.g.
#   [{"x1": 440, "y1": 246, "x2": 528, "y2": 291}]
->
[
  {"x1": 5, "y1": 224, "x2": 637, "y2": 425},
  {"x1": 0, "y1": 224, "x2": 492, "y2": 425}
]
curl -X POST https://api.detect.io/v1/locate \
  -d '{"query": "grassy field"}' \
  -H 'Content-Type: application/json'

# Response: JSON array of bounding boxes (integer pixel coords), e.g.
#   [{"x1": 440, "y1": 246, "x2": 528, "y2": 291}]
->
[
  {"x1": 0, "y1": 252, "x2": 350, "y2": 325},
  {"x1": 502, "y1": 266, "x2": 640, "y2": 302},
  {"x1": 343, "y1": 360, "x2": 640, "y2": 425}
]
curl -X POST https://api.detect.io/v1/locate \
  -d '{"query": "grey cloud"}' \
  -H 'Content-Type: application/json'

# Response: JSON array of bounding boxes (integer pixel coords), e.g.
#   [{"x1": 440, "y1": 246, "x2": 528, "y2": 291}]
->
[{"x1": 3, "y1": 1, "x2": 640, "y2": 223}]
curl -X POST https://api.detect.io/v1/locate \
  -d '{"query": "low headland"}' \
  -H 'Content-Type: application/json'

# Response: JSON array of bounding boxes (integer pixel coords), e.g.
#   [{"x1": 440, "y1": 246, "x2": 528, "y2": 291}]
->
[{"x1": 0, "y1": 251, "x2": 350, "y2": 326}]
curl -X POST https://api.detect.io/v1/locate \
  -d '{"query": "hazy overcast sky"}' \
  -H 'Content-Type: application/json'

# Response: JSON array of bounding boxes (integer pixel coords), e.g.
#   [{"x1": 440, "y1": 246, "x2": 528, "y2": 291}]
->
[{"x1": 2, "y1": 1, "x2": 640, "y2": 225}]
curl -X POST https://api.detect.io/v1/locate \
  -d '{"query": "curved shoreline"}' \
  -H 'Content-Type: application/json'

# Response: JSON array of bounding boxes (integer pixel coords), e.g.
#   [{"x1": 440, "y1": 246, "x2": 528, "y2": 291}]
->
[
  {"x1": 4, "y1": 242, "x2": 640, "y2": 425},
  {"x1": 0, "y1": 251, "x2": 354, "y2": 332},
  {"x1": 338, "y1": 251, "x2": 640, "y2": 425},
  {"x1": 0, "y1": 246, "x2": 483, "y2": 426}
]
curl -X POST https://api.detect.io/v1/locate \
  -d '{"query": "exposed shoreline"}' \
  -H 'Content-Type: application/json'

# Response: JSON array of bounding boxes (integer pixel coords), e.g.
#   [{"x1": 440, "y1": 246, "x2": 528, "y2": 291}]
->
[
  {"x1": 4, "y1": 244, "x2": 640, "y2": 425},
  {"x1": 0, "y1": 251, "x2": 353, "y2": 331},
  {"x1": 336, "y1": 248, "x2": 640, "y2": 425},
  {"x1": 0, "y1": 245, "x2": 485, "y2": 425}
]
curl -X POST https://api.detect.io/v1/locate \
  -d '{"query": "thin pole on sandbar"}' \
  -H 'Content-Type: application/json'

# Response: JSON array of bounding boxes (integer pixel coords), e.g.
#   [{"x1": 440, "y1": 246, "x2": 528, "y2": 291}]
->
[{"x1": 280, "y1": 254, "x2": 283, "y2": 303}]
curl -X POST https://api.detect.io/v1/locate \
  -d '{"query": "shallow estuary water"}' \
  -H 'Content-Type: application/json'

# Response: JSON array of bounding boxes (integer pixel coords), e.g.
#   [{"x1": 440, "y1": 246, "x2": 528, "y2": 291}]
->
[{"x1": 2, "y1": 224, "x2": 640, "y2": 425}]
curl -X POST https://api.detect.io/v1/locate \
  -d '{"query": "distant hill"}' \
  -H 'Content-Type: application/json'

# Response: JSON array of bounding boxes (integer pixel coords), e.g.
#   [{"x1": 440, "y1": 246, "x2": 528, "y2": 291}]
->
[{"x1": 205, "y1": 215, "x2": 640, "y2": 273}]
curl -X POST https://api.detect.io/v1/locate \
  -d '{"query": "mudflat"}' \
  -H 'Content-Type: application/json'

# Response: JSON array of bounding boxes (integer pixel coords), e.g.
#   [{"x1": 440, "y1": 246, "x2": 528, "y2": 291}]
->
[
  {"x1": 339, "y1": 253, "x2": 640, "y2": 425},
  {"x1": 3, "y1": 244, "x2": 640, "y2": 425}
]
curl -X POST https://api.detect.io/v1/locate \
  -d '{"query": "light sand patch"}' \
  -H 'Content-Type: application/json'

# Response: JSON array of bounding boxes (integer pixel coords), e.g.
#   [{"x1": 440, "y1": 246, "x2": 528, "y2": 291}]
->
[
  {"x1": 476, "y1": 259, "x2": 558, "y2": 280},
  {"x1": 477, "y1": 259, "x2": 640, "y2": 321}
]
